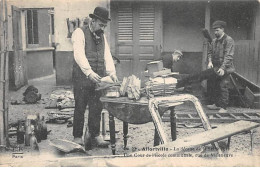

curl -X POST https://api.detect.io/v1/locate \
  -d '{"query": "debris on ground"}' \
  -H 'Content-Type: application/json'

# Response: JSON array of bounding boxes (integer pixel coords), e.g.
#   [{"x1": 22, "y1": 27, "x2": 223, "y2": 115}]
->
[
  {"x1": 10, "y1": 85, "x2": 42, "y2": 105},
  {"x1": 45, "y1": 89, "x2": 75, "y2": 109},
  {"x1": 10, "y1": 100, "x2": 26, "y2": 105},
  {"x1": 23, "y1": 85, "x2": 42, "y2": 104},
  {"x1": 67, "y1": 118, "x2": 73, "y2": 127},
  {"x1": 8, "y1": 113, "x2": 49, "y2": 149},
  {"x1": 49, "y1": 139, "x2": 86, "y2": 153},
  {"x1": 46, "y1": 111, "x2": 73, "y2": 123}
]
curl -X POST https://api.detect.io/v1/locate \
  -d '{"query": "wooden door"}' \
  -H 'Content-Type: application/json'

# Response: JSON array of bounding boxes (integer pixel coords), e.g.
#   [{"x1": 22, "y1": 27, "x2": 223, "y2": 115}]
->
[
  {"x1": 12, "y1": 6, "x2": 27, "y2": 89},
  {"x1": 111, "y1": 2, "x2": 162, "y2": 79}
]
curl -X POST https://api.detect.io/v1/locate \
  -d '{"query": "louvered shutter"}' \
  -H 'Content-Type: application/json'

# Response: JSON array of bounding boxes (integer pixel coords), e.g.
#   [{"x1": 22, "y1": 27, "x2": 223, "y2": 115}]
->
[
  {"x1": 118, "y1": 5, "x2": 133, "y2": 41},
  {"x1": 111, "y1": 2, "x2": 162, "y2": 79},
  {"x1": 139, "y1": 5, "x2": 155, "y2": 41}
]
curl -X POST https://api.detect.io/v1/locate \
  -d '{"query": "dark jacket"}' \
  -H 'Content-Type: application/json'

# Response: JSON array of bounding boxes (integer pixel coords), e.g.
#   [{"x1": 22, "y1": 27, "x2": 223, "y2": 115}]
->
[{"x1": 208, "y1": 34, "x2": 235, "y2": 74}]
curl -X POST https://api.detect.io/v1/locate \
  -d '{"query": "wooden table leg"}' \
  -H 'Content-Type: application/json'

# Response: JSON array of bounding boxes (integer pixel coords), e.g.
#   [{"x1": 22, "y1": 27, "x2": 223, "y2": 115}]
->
[
  {"x1": 101, "y1": 111, "x2": 106, "y2": 136},
  {"x1": 154, "y1": 129, "x2": 160, "y2": 146},
  {"x1": 250, "y1": 130, "x2": 255, "y2": 154},
  {"x1": 109, "y1": 114, "x2": 116, "y2": 155},
  {"x1": 123, "y1": 122, "x2": 128, "y2": 149},
  {"x1": 170, "y1": 107, "x2": 177, "y2": 141}
]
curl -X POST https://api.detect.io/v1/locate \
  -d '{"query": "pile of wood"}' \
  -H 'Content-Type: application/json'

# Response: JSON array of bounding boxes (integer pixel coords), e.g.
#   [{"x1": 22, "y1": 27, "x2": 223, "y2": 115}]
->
[
  {"x1": 120, "y1": 75, "x2": 141, "y2": 100},
  {"x1": 145, "y1": 77, "x2": 177, "y2": 96}
]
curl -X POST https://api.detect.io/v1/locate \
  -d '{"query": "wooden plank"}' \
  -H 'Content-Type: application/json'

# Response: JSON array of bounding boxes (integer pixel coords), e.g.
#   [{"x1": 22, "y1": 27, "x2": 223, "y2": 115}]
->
[
  {"x1": 159, "y1": 121, "x2": 260, "y2": 149},
  {"x1": 243, "y1": 42, "x2": 248, "y2": 78},
  {"x1": 187, "y1": 114, "x2": 193, "y2": 119},
  {"x1": 252, "y1": 41, "x2": 258, "y2": 85},
  {"x1": 238, "y1": 43, "x2": 244, "y2": 75},
  {"x1": 0, "y1": 0, "x2": 7, "y2": 146},
  {"x1": 214, "y1": 114, "x2": 221, "y2": 118},
  {"x1": 258, "y1": 41, "x2": 260, "y2": 85},
  {"x1": 256, "y1": 113, "x2": 260, "y2": 118},
  {"x1": 239, "y1": 44, "x2": 245, "y2": 75},
  {"x1": 243, "y1": 113, "x2": 252, "y2": 119},
  {"x1": 162, "y1": 117, "x2": 260, "y2": 123},
  {"x1": 0, "y1": 0, "x2": 4, "y2": 145},
  {"x1": 249, "y1": 41, "x2": 254, "y2": 83},
  {"x1": 229, "y1": 113, "x2": 237, "y2": 119},
  {"x1": 245, "y1": 42, "x2": 250, "y2": 79},
  {"x1": 216, "y1": 114, "x2": 222, "y2": 118}
]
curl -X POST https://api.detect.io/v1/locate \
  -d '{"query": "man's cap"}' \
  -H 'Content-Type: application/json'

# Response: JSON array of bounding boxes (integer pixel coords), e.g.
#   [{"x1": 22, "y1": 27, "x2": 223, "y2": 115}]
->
[
  {"x1": 212, "y1": 20, "x2": 226, "y2": 29},
  {"x1": 89, "y1": 7, "x2": 111, "y2": 23},
  {"x1": 173, "y1": 50, "x2": 183, "y2": 57}
]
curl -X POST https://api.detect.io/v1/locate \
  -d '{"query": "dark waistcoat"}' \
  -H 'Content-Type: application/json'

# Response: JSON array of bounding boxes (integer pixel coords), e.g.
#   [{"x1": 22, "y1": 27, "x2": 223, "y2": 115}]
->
[{"x1": 72, "y1": 26, "x2": 105, "y2": 85}]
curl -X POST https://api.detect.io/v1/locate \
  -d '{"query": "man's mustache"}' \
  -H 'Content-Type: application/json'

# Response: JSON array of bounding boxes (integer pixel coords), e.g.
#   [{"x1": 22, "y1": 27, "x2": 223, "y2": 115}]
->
[{"x1": 95, "y1": 29, "x2": 104, "y2": 36}]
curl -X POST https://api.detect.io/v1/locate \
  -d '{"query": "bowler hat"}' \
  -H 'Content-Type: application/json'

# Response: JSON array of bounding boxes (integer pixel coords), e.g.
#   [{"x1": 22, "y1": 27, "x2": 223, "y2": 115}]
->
[
  {"x1": 212, "y1": 20, "x2": 226, "y2": 29},
  {"x1": 89, "y1": 7, "x2": 111, "y2": 23}
]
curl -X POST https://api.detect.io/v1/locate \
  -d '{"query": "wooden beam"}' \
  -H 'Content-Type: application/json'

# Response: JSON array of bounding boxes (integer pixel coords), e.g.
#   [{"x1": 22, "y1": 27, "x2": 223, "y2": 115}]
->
[
  {"x1": 205, "y1": 2, "x2": 211, "y2": 32},
  {"x1": 201, "y1": 2, "x2": 211, "y2": 89},
  {"x1": 130, "y1": 120, "x2": 259, "y2": 153},
  {"x1": 160, "y1": 120, "x2": 260, "y2": 150},
  {"x1": 0, "y1": 0, "x2": 5, "y2": 146},
  {"x1": 0, "y1": 0, "x2": 9, "y2": 147},
  {"x1": 202, "y1": 2, "x2": 211, "y2": 69}
]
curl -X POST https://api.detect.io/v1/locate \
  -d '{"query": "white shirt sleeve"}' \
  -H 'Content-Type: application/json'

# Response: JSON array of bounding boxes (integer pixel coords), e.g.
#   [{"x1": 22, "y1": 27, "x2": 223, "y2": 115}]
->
[
  {"x1": 71, "y1": 28, "x2": 94, "y2": 77},
  {"x1": 104, "y1": 35, "x2": 116, "y2": 76}
]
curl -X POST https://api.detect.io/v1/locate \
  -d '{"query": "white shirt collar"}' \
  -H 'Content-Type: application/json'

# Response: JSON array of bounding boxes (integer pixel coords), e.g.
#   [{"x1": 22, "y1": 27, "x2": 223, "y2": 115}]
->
[{"x1": 217, "y1": 33, "x2": 225, "y2": 40}]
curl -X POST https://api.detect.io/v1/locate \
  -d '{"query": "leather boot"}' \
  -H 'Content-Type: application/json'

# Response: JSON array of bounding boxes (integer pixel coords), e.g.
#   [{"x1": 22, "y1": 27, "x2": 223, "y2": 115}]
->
[
  {"x1": 92, "y1": 136, "x2": 110, "y2": 148},
  {"x1": 73, "y1": 137, "x2": 83, "y2": 145}
]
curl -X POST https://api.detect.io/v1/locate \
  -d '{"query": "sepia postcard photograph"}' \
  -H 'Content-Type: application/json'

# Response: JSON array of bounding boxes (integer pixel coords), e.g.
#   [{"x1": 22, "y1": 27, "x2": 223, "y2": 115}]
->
[{"x1": 0, "y1": 0, "x2": 260, "y2": 167}]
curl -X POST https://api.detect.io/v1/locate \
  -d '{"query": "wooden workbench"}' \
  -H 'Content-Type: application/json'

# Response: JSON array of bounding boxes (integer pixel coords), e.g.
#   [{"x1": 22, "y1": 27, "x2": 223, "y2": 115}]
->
[{"x1": 100, "y1": 96, "x2": 183, "y2": 155}]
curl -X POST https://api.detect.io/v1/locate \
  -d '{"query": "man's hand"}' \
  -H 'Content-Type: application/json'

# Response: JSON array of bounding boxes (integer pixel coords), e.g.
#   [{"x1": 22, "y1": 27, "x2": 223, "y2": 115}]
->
[
  {"x1": 207, "y1": 62, "x2": 213, "y2": 69},
  {"x1": 89, "y1": 72, "x2": 101, "y2": 83},
  {"x1": 110, "y1": 74, "x2": 119, "y2": 83},
  {"x1": 217, "y1": 68, "x2": 225, "y2": 76}
]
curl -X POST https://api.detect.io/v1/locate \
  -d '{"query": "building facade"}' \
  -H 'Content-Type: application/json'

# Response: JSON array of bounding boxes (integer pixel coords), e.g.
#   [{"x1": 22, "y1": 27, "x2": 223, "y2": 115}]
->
[{"x1": 6, "y1": 0, "x2": 260, "y2": 87}]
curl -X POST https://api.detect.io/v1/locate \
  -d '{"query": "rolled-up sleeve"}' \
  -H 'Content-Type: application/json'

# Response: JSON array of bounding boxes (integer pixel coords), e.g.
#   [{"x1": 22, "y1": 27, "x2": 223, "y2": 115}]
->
[
  {"x1": 71, "y1": 28, "x2": 94, "y2": 77},
  {"x1": 104, "y1": 36, "x2": 116, "y2": 76}
]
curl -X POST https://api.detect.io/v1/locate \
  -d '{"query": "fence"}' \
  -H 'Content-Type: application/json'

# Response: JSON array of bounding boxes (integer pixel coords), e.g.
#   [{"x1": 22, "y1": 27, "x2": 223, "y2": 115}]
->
[{"x1": 234, "y1": 40, "x2": 260, "y2": 86}]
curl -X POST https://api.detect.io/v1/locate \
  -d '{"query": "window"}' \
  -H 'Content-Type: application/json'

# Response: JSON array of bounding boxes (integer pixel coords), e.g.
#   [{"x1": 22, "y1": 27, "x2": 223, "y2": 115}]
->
[{"x1": 26, "y1": 9, "x2": 39, "y2": 44}]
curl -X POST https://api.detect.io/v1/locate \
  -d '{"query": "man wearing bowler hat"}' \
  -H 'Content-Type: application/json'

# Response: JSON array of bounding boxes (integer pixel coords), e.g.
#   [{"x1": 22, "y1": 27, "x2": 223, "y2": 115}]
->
[
  {"x1": 177, "y1": 20, "x2": 235, "y2": 113},
  {"x1": 71, "y1": 7, "x2": 118, "y2": 148}
]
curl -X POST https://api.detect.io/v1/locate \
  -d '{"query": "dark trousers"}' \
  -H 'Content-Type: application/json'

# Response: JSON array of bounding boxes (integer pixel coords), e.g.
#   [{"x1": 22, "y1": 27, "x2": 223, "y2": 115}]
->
[
  {"x1": 73, "y1": 83, "x2": 103, "y2": 138},
  {"x1": 178, "y1": 68, "x2": 230, "y2": 108}
]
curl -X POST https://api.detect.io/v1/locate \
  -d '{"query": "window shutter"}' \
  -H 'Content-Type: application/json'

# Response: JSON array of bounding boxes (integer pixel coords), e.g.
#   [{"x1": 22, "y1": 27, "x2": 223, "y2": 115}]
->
[
  {"x1": 139, "y1": 5, "x2": 155, "y2": 41},
  {"x1": 118, "y1": 5, "x2": 133, "y2": 41}
]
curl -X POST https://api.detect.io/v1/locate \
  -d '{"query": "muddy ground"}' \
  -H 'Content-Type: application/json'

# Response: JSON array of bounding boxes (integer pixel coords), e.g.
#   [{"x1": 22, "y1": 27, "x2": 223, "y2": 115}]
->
[{"x1": 1, "y1": 74, "x2": 260, "y2": 166}]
